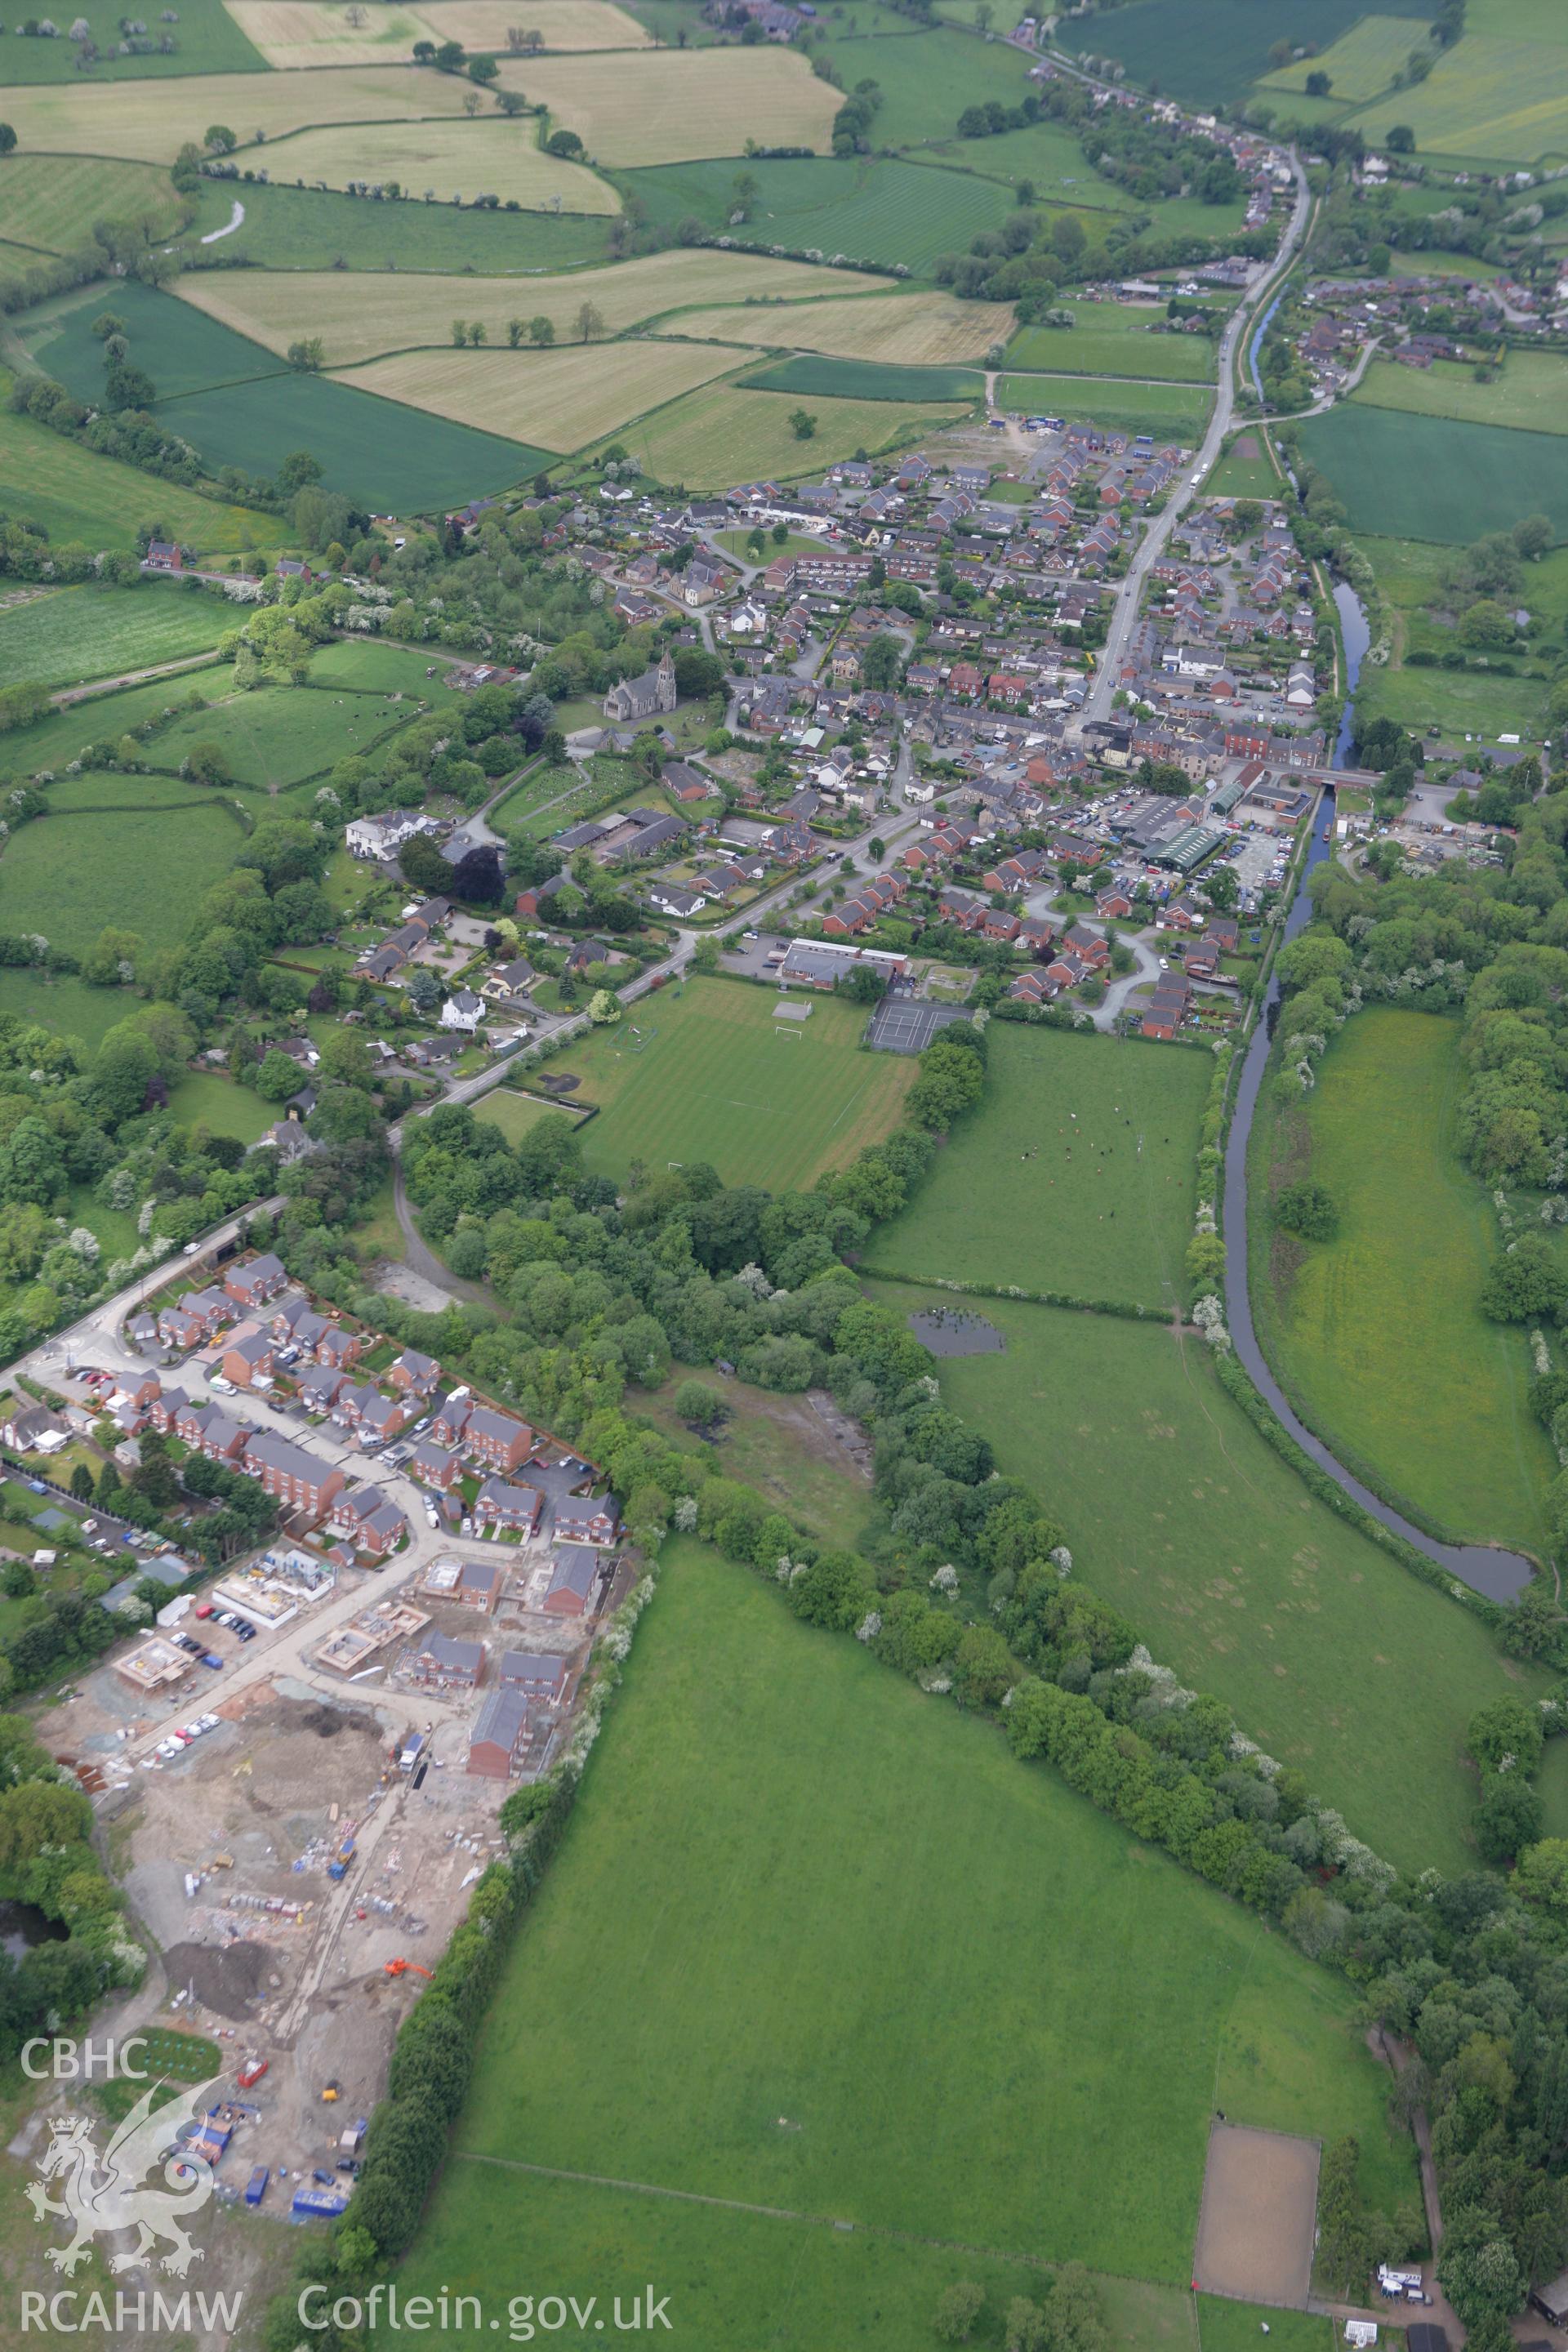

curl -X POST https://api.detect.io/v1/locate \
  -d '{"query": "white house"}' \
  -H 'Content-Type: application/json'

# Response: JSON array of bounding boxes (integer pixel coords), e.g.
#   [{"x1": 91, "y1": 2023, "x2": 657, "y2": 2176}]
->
[
  {"x1": 1285, "y1": 664, "x2": 1317, "y2": 709},
  {"x1": 439, "y1": 989, "x2": 486, "y2": 1034},
  {"x1": 345, "y1": 809, "x2": 438, "y2": 862}
]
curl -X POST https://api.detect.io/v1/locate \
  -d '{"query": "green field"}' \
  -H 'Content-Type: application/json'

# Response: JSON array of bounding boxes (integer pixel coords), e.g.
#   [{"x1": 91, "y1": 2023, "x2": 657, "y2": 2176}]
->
[
  {"x1": 150, "y1": 678, "x2": 426, "y2": 791},
  {"x1": 997, "y1": 372, "x2": 1213, "y2": 442},
  {"x1": 620, "y1": 153, "x2": 1027, "y2": 274},
  {"x1": 743, "y1": 355, "x2": 982, "y2": 403},
  {"x1": 871, "y1": 1281, "x2": 1538, "y2": 1876},
  {"x1": 1079, "y1": 0, "x2": 1433, "y2": 107},
  {"x1": 805, "y1": 21, "x2": 1036, "y2": 149},
  {"x1": 1005, "y1": 307, "x2": 1219, "y2": 383},
  {"x1": 1352, "y1": 531, "x2": 1558, "y2": 742},
  {"x1": 164, "y1": 1071, "x2": 276, "y2": 1143},
  {"x1": 528, "y1": 978, "x2": 917, "y2": 1190},
  {"x1": 602, "y1": 378, "x2": 967, "y2": 488},
  {"x1": 1355, "y1": 350, "x2": 1568, "y2": 435},
  {"x1": 0, "y1": 376, "x2": 285, "y2": 556},
  {"x1": 1206, "y1": 431, "x2": 1285, "y2": 499},
  {"x1": 381, "y1": 1537, "x2": 1412, "y2": 2352},
  {"x1": 0, "y1": 584, "x2": 232, "y2": 690},
  {"x1": 0, "y1": 154, "x2": 186, "y2": 252},
  {"x1": 1345, "y1": 29, "x2": 1568, "y2": 164},
  {"x1": 1297, "y1": 403, "x2": 1568, "y2": 545},
  {"x1": 0, "y1": 797, "x2": 243, "y2": 956},
  {"x1": 871, "y1": 1025, "x2": 1209, "y2": 1315},
  {"x1": 1251, "y1": 1009, "x2": 1552, "y2": 1557},
  {"x1": 0, "y1": 0, "x2": 263, "y2": 79},
  {"x1": 0, "y1": 968, "x2": 141, "y2": 1052},
  {"x1": 1259, "y1": 13, "x2": 1422, "y2": 104},
  {"x1": 14, "y1": 283, "x2": 546, "y2": 510},
  {"x1": 180, "y1": 179, "x2": 613, "y2": 275},
  {"x1": 477, "y1": 1091, "x2": 586, "y2": 1149}
]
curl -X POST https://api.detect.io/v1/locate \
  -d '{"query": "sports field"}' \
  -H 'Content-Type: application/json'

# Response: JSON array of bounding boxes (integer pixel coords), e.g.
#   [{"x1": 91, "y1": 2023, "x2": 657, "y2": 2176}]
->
[
  {"x1": 666, "y1": 291, "x2": 1014, "y2": 366},
  {"x1": 1082, "y1": 0, "x2": 1432, "y2": 107},
  {"x1": 1346, "y1": 29, "x2": 1568, "y2": 163},
  {"x1": 250, "y1": 119, "x2": 621, "y2": 212},
  {"x1": 379, "y1": 1538, "x2": 1411, "y2": 2348},
  {"x1": 745, "y1": 355, "x2": 982, "y2": 403},
  {"x1": 1004, "y1": 305, "x2": 1219, "y2": 383},
  {"x1": 0, "y1": 385, "x2": 285, "y2": 555},
  {"x1": 1298, "y1": 404, "x2": 1568, "y2": 544},
  {"x1": 0, "y1": 155, "x2": 185, "y2": 252},
  {"x1": 871, "y1": 1282, "x2": 1539, "y2": 1878},
  {"x1": 1258, "y1": 14, "x2": 1419, "y2": 103},
  {"x1": 336, "y1": 340, "x2": 744, "y2": 450},
  {"x1": 530, "y1": 979, "x2": 917, "y2": 1191},
  {"x1": 604, "y1": 379, "x2": 966, "y2": 483},
  {"x1": 1251, "y1": 1009, "x2": 1552, "y2": 1557},
  {"x1": 871, "y1": 1024, "x2": 1209, "y2": 1315},
  {"x1": 996, "y1": 372, "x2": 1213, "y2": 441},
  {"x1": 0, "y1": 0, "x2": 263, "y2": 79},
  {"x1": 1354, "y1": 350, "x2": 1568, "y2": 435},
  {"x1": 498, "y1": 47, "x2": 840, "y2": 163},
  {"x1": 0, "y1": 798, "x2": 243, "y2": 956},
  {"x1": 173, "y1": 249, "x2": 888, "y2": 366},
  {"x1": 0, "y1": 61, "x2": 483, "y2": 162},
  {"x1": 0, "y1": 584, "x2": 232, "y2": 690},
  {"x1": 621, "y1": 154, "x2": 1024, "y2": 276}
]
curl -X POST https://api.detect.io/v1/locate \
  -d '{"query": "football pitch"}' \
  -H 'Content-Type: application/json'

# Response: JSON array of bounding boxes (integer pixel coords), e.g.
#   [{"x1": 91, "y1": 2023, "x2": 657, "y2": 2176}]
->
[{"x1": 529, "y1": 978, "x2": 917, "y2": 1191}]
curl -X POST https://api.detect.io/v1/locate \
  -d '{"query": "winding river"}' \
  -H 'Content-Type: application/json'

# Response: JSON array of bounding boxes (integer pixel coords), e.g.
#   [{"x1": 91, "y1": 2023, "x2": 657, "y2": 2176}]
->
[{"x1": 1218, "y1": 582, "x2": 1535, "y2": 1602}]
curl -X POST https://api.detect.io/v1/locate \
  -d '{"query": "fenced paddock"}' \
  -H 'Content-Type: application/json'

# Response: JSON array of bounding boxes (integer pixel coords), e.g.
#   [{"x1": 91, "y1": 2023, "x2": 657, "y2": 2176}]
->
[
  {"x1": 866, "y1": 999, "x2": 971, "y2": 1055},
  {"x1": 1192, "y1": 2123, "x2": 1321, "y2": 2309}
]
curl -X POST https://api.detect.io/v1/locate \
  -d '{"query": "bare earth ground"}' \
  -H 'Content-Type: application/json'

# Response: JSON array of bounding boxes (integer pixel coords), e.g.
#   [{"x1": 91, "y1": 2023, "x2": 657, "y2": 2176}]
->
[{"x1": 1192, "y1": 2123, "x2": 1321, "y2": 2308}]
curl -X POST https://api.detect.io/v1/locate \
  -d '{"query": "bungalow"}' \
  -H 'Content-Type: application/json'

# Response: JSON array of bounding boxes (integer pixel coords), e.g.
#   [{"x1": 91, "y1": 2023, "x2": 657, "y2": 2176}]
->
[
  {"x1": 466, "y1": 1686, "x2": 532, "y2": 1780},
  {"x1": 1, "y1": 1402, "x2": 66, "y2": 1454},
  {"x1": 543, "y1": 1545, "x2": 603, "y2": 1618},
  {"x1": 224, "y1": 1254, "x2": 287, "y2": 1312},
  {"x1": 474, "y1": 1477, "x2": 545, "y2": 1535},
  {"x1": 408, "y1": 1628, "x2": 486, "y2": 1689}
]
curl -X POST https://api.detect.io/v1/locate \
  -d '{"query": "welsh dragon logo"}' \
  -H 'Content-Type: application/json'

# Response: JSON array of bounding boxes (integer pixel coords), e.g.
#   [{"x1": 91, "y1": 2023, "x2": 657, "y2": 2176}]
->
[{"x1": 25, "y1": 2074, "x2": 223, "y2": 2276}]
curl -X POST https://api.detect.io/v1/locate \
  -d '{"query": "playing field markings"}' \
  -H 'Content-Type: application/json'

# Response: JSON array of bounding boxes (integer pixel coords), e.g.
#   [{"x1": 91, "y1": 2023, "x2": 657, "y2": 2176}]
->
[
  {"x1": 826, "y1": 1080, "x2": 869, "y2": 1132},
  {"x1": 1191, "y1": 2123, "x2": 1320, "y2": 2310}
]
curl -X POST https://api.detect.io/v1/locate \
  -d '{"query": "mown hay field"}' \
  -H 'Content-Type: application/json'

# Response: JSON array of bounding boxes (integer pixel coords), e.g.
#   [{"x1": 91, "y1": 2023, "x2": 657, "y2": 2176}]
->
[
  {"x1": 1005, "y1": 304, "x2": 1219, "y2": 381},
  {"x1": 1297, "y1": 403, "x2": 1568, "y2": 543},
  {"x1": 492, "y1": 46, "x2": 840, "y2": 163},
  {"x1": 533, "y1": 978, "x2": 918, "y2": 1192},
  {"x1": 336, "y1": 339, "x2": 743, "y2": 450},
  {"x1": 173, "y1": 248, "x2": 893, "y2": 365},
  {"x1": 0, "y1": 61, "x2": 480, "y2": 162},
  {"x1": 871, "y1": 1281, "x2": 1542, "y2": 1879},
  {"x1": 621, "y1": 153, "x2": 1023, "y2": 275},
  {"x1": 0, "y1": 380, "x2": 285, "y2": 555},
  {"x1": 251, "y1": 118, "x2": 621, "y2": 212},
  {"x1": 0, "y1": 154, "x2": 184, "y2": 251},
  {"x1": 1346, "y1": 31, "x2": 1568, "y2": 163},
  {"x1": 1354, "y1": 350, "x2": 1568, "y2": 435},
  {"x1": 605, "y1": 377, "x2": 967, "y2": 484},
  {"x1": 379, "y1": 1538, "x2": 1412, "y2": 2328},
  {"x1": 1250, "y1": 1008, "x2": 1552, "y2": 1557},
  {"x1": 1258, "y1": 13, "x2": 1417, "y2": 103},
  {"x1": 0, "y1": 584, "x2": 233, "y2": 690},
  {"x1": 664, "y1": 289, "x2": 1014, "y2": 365},
  {"x1": 420, "y1": 0, "x2": 652, "y2": 47},
  {"x1": 225, "y1": 0, "x2": 649, "y2": 67}
]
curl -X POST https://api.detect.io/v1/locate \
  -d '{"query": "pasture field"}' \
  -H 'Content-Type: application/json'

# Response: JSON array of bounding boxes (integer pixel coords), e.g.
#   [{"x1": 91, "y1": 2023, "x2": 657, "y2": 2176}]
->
[
  {"x1": 1004, "y1": 305, "x2": 1219, "y2": 382},
  {"x1": 620, "y1": 154, "x2": 1026, "y2": 275},
  {"x1": 306, "y1": 638, "x2": 456, "y2": 695},
  {"x1": 0, "y1": 584, "x2": 231, "y2": 690},
  {"x1": 745, "y1": 354, "x2": 982, "y2": 402},
  {"x1": 1250, "y1": 1010, "x2": 1553, "y2": 1557},
  {"x1": 0, "y1": 969, "x2": 140, "y2": 1052},
  {"x1": 180, "y1": 178, "x2": 612, "y2": 272},
  {"x1": 248, "y1": 119, "x2": 620, "y2": 212},
  {"x1": 0, "y1": 62, "x2": 485, "y2": 162},
  {"x1": 871, "y1": 1023, "x2": 1208, "y2": 1315},
  {"x1": 996, "y1": 372, "x2": 1213, "y2": 440},
  {"x1": 0, "y1": 156, "x2": 184, "y2": 252},
  {"x1": 336, "y1": 339, "x2": 743, "y2": 450},
  {"x1": 150, "y1": 679, "x2": 426, "y2": 791},
  {"x1": 0, "y1": 799, "x2": 243, "y2": 956},
  {"x1": 1308, "y1": 651, "x2": 1542, "y2": 745},
  {"x1": 603, "y1": 378, "x2": 966, "y2": 483},
  {"x1": 0, "y1": 675, "x2": 228, "y2": 784},
  {"x1": 0, "y1": 384, "x2": 284, "y2": 556},
  {"x1": 0, "y1": 0, "x2": 262, "y2": 79},
  {"x1": 1347, "y1": 30, "x2": 1568, "y2": 163},
  {"x1": 1469, "y1": 0, "x2": 1568, "y2": 38},
  {"x1": 390, "y1": 1537, "x2": 1412, "y2": 2329},
  {"x1": 22, "y1": 279, "x2": 278, "y2": 403},
  {"x1": 1365, "y1": 532, "x2": 1568, "y2": 657},
  {"x1": 497, "y1": 47, "x2": 840, "y2": 164},
  {"x1": 665, "y1": 290, "x2": 1013, "y2": 365},
  {"x1": 871, "y1": 1281, "x2": 1537, "y2": 1878},
  {"x1": 1296, "y1": 404, "x2": 1568, "y2": 544},
  {"x1": 44, "y1": 772, "x2": 225, "y2": 813},
  {"x1": 172, "y1": 248, "x2": 890, "y2": 366},
  {"x1": 220, "y1": 0, "x2": 426, "y2": 67},
  {"x1": 1355, "y1": 350, "x2": 1568, "y2": 434},
  {"x1": 531, "y1": 978, "x2": 917, "y2": 1192},
  {"x1": 1258, "y1": 14, "x2": 1419, "y2": 103},
  {"x1": 805, "y1": 22, "x2": 1036, "y2": 149},
  {"x1": 1080, "y1": 0, "x2": 1432, "y2": 107}
]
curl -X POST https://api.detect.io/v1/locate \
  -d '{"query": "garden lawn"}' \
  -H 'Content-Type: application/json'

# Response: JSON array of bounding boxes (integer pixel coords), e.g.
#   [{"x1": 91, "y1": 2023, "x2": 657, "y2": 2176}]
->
[
  {"x1": 1355, "y1": 351, "x2": 1568, "y2": 435},
  {"x1": 163, "y1": 1072, "x2": 276, "y2": 1143},
  {"x1": 476, "y1": 1091, "x2": 586, "y2": 1150},
  {"x1": 602, "y1": 381, "x2": 967, "y2": 485},
  {"x1": 0, "y1": 800, "x2": 243, "y2": 956},
  {"x1": 0, "y1": 379, "x2": 283, "y2": 557},
  {"x1": 871, "y1": 1023, "x2": 1208, "y2": 1315},
  {"x1": 870, "y1": 1282, "x2": 1538, "y2": 1878},
  {"x1": 1004, "y1": 305, "x2": 1218, "y2": 381},
  {"x1": 390, "y1": 1538, "x2": 1411, "y2": 2337},
  {"x1": 618, "y1": 154, "x2": 1026, "y2": 275},
  {"x1": 1077, "y1": 0, "x2": 1432, "y2": 109},
  {"x1": 531, "y1": 977, "x2": 917, "y2": 1191},
  {"x1": 180, "y1": 179, "x2": 612, "y2": 274},
  {"x1": 1297, "y1": 404, "x2": 1568, "y2": 545},
  {"x1": 0, "y1": 585, "x2": 233, "y2": 691},
  {"x1": 1250, "y1": 1009, "x2": 1552, "y2": 1557},
  {"x1": 996, "y1": 372, "x2": 1213, "y2": 442}
]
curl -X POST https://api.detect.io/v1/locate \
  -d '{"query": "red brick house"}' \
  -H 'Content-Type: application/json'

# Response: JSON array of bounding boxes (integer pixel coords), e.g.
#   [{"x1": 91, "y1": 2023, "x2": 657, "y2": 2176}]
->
[{"x1": 243, "y1": 1432, "x2": 345, "y2": 1518}]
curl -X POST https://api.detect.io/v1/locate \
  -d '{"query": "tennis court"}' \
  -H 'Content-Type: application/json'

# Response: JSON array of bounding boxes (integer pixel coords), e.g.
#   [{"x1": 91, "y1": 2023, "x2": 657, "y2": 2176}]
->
[{"x1": 866, "y1": 998, "x2": 973, "y2": 1054}]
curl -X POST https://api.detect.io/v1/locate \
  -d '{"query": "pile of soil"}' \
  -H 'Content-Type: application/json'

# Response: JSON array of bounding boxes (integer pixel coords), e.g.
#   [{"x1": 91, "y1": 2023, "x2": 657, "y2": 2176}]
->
[
  {"x1": 163, "y1": 1940, "x2": 274, "y2": 2021},
  {"x1": 540, "y1": 1072, "x2": 581, "y2": 1094}
]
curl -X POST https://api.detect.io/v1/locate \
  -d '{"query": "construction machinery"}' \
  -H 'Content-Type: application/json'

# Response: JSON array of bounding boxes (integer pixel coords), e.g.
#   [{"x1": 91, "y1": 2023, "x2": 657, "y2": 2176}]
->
[
  {"x1": 320, "y1": 2081, "x2": 341, "y2": 2104},
  {"x1": 383, "y1": 1958, "x2": 431, "y2": 1980}
]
